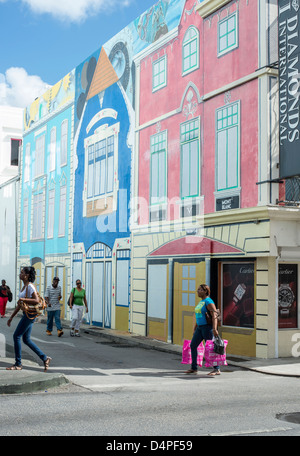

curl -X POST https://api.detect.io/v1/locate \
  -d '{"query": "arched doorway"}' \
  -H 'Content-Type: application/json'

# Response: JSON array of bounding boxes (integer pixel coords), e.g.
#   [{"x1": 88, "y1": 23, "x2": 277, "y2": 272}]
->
[{"x1": 85, "y1": 242, "x2": 112, "y2": 327}]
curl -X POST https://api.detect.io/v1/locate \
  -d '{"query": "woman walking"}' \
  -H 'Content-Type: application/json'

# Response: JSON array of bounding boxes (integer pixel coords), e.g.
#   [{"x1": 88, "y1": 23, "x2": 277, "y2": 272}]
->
[
  {"x1": 0, "y1": 280, "x2": 9, "y2": 318},
  {"x1": 185, "y1": 284, "x2": 221, "y2": 376},
  {"x1": 69, "y1": 279, "x2": 88, "y2": 336},
  {"x1": 6, "y1": 267, "x2": 51, "y2": 371}
]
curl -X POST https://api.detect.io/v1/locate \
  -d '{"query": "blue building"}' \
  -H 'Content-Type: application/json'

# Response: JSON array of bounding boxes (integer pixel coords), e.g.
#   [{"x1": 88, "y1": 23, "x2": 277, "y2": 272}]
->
[
  {"x1": 72, "y1": 41, "x2": 134, "y2": 329},
  {"x1": 18, "y1": 71, "x2": 75, "y2": 315}
]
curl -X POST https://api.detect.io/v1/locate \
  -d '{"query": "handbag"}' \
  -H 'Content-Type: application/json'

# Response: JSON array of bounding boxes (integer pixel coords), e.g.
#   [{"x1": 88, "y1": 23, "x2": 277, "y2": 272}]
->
[
  {"x1": 181, "y1": 339, "x2": 204, "y2": 367},
  {"x1": 213, "y1": 335, "x2": 225, "y2": 355},
  {"x1": 18, "y1": 285, "x2": 46, "y2": 320},
  {"x1": 205, "y1": 305, "x2": 221, "y2": 326},
  {"x1": 204, "y1": 339, "x2": 228, "y2": 368}
]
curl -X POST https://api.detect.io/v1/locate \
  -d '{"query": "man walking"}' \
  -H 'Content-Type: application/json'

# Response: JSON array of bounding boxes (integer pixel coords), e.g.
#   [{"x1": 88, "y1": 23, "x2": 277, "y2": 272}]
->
[{"x1": 45, "y1": 277, "x2": 64, "y2": 337}]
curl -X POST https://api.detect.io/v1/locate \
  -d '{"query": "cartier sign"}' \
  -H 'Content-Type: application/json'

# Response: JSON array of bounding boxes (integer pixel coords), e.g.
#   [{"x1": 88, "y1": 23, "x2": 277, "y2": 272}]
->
[{"x1": 278, "y1": 0, "x2": 300, "y2": 179}]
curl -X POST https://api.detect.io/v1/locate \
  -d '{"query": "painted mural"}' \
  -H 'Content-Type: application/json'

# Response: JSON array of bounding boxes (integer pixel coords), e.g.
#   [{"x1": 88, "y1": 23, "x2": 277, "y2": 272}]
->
[
  {"x1": 19, "y1": 70, "x2": 75, "y2": 317},
  {"x1": 24, "y1": 71, "x2": 75, "y2": 131},
  {"x1": 16, "y1": 0, "x2": 283, "y2": 359},
  {"x1": 71, "y1": 0, "x2": 186, "y2": 330}
]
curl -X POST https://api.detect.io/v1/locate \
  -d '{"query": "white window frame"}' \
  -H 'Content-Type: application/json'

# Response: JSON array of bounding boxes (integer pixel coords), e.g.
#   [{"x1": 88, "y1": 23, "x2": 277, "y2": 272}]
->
[
  {"x1": 150, "y1": 130, "x2": 167, "y2": 206},
  {"x1": 47, "y1": 189, "x2": 55, "y2": 239},
  {"x1": 34, "y1": 134, "x2": 45, "y2": 178},
  {"x1": 218, "y1": 11, "x2": 239, "y2": 57},
  {"x1": 58, "y1": 185, "x2": 67, "y2": 237},
  {"x1": 32, "y1": 192, "x2": 44, "y2": 240},
  {"x1": 182, "y1": 26, "x2": 199, "y2": 76},
  {"x1": 180, "y1": 117, "x2": 200, "y2": 199},
  {"x1": 83, "y1": 122, "x2": 120, "y2": 217},
  {"x1": 60, "y1": 119, "x2": 68, "y2": 167},
  {"x1": 49, "y1": 127, "x2": 56, "y2": 172},
  {"x1": 215, "y1": 101, "x2": 240, "y2": 194},
  {"x1": 152, "y1": 55, "x2": 167, "y2": 92}
]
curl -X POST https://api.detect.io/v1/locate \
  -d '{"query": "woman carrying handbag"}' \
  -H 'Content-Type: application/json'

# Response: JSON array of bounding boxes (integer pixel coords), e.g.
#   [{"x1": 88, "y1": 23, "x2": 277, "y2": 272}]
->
[
  {"x1": 185, "y1": 284, "x2": 221, "y2": 376},
  {"x1": 6, "y1": 267, "x2": 52, "y2": 371}
]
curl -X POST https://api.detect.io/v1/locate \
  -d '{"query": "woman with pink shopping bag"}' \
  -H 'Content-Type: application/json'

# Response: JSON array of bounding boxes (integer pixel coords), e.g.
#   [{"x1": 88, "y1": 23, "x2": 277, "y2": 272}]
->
[{"x1": 185, "y1": 284, "x2": 221, "y2": 376}]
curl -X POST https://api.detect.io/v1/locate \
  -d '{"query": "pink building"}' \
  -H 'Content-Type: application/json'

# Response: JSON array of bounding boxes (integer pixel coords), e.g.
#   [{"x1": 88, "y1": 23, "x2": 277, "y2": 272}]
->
[{"x1": 130, "y1": 0, "x2": 300, "y2": 360}]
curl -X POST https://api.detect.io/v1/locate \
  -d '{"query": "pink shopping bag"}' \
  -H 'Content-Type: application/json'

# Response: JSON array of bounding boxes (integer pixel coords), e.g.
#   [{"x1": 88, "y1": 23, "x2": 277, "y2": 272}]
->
[
  {"x1": 181, "y1": 339, "x2": 204, "y2": 367},
  {"x1": 204, "y1": 339, "x2": 228, "y2": 367}
]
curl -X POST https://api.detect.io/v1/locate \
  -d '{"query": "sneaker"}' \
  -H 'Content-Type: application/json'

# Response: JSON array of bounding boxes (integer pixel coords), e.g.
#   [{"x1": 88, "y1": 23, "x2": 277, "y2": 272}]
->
[
  {"x1": 70, "y1": 330, "x2": 75, "y2": 337},
  {"x1": 75, "y1": 332, "x2": 80, "y2": 337},
  {"x1": 46, "y1": 330, "x2": 52, "y2": 336},
  {"x1": 57, "y1": 330, "x2": 64, "y2": 337}
]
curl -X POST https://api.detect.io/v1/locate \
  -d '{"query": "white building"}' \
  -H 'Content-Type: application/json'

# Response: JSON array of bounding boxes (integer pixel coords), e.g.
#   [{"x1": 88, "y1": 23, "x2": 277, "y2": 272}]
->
[{"x1": 0, "y1": 106, "x2": 23, "y2": 307}]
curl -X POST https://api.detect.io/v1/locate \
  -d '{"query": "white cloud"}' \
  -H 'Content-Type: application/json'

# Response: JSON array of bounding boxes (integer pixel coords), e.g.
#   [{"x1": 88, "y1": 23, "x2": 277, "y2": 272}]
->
[
  {"x1": 20, "y1": 0, "x2": 133, "y2": 23},
  {"x1": 0, "y1": 67, "x2": 51, "y2": 108}
]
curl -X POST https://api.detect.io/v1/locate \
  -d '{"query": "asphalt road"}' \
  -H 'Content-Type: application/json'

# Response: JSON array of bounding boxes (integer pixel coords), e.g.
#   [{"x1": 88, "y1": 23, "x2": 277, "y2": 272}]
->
[{"x1": 0, "y1": 317, "x2": 300, "y2": 437}]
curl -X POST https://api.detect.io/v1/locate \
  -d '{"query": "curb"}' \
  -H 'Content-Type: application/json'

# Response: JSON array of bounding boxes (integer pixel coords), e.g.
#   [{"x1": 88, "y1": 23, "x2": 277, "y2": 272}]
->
[{"x1": 0, "y1": 372, "x2": 69, "y2": 395}]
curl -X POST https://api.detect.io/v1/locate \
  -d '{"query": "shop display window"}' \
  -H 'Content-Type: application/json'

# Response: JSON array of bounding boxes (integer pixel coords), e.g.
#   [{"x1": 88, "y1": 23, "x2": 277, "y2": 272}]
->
[{"x1": 221, "y1": 262, "x2": 254, "y2": 328}]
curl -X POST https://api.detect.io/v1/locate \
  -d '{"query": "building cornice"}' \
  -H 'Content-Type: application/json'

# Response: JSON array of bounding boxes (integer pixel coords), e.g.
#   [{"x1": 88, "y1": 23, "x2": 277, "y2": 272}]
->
[{"x1": 195, "y1": 0, "x2": 232, "y2": 18}]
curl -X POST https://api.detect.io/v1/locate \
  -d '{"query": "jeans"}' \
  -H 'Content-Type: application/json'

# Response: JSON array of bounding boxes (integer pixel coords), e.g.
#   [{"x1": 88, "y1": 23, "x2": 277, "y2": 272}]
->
[
  {"x1": 190, "y1": 324, "x2": 219, "y2": 371},
  {"x1": 13, "y1": 313, "x2": 47, "y2": 366},
  {"x1": 47, "y1": 310, "x2": 62, "y2": 331}
]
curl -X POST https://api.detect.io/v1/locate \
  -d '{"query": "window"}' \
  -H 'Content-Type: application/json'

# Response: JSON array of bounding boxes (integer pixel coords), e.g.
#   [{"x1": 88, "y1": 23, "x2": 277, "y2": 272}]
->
[
  {"x1": 182, "y1": 27, "x2": 199, "y2": 75},
  {"x1": 180, "y1": 118, "x2": 200, "y2": 199},
  {"x1": 47, "y1": 189, "x2": 55, "y2": 238},
  {"x1": 34, "y1": 135, "x2": 45, "y2": 178},
  {"x1": 58, "y1": 185, "x2": 67, "y2": 237},
  {"x1": 11, "y1": 139, "x2": 21, "y2": 166},
  {"x1": 222, "y1": 262, "x2": 254, "y2": 328},
  {"x1": 87, "y1": 136, "x2": 114, "y2": 200},
  {"x1": 278, "y1": 264, "x2": 298, "y2": 329},
  {"x1": 152, "y1": 56, "x2": 167, "y2": 92},
  {"x1": 32, "y1": 193, "x2": 43, "y2": 240},
  {"x1": 83, "y1": 122, "x2": 119, "y2": 218},
  {"x1": 60, "y1": 120, "x2": 68, "y2": 167},
  {"x1": 24, "y1": 143, "x2": 30, "y2": 182},
  {"x1": 150, "y1": 131, "x2": 167, "y2": 206},
  {"x1": 218, "y1": 12, "x2": 238, "y2": 56},
  {"x1": 49, "y1": 127, "x2": 56, "y2": 172},
  {"x1": 22, "y1": 198, "x2": 28, "y2": 242},
  {"x1": 216, "y1": 102, "x2": 239, "y2": 192}
]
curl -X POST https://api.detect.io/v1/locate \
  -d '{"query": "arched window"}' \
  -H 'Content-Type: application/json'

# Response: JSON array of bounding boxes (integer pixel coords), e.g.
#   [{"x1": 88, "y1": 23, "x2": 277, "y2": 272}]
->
[{"x1": 182, "y1": 26, "x2": 199, "y2": 76}]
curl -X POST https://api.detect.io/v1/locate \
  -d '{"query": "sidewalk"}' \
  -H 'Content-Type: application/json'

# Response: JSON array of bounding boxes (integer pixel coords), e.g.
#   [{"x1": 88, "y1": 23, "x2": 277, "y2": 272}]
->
[{"x1": 1, "y1": 316, "x2": 300, "y2": 394}]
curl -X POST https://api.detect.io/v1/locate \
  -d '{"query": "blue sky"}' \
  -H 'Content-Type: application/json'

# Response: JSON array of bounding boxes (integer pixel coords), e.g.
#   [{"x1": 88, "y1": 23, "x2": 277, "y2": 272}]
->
[{"x1": 0, "y1": 0, "x2": 158, "y2": 107}]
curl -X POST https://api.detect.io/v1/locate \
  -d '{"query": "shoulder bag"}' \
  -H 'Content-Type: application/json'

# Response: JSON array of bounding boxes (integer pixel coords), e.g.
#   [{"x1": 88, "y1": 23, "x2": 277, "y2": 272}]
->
[{"x1": 19, "y1": 285, "x2": 46, "y2": 320}]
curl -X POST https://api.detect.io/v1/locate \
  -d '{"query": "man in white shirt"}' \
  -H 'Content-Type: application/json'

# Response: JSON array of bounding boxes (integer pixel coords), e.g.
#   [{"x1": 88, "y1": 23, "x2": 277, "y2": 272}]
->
[{"x1": 44, "y1": 277, "x2": 63, "y2": 337}]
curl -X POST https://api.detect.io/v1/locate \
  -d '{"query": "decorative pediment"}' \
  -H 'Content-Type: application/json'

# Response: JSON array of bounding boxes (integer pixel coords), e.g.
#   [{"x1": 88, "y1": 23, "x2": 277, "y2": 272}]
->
[{"x1": 149, "y1": 236, "x2": 243, "y2": 256}]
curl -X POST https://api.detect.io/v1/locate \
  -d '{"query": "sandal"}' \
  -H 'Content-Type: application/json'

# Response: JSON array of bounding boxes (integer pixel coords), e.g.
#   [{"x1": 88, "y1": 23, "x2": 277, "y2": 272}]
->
[
  {"x1": 185, "y1": 369, "x2": 197, "y2": 374},
  {"x1": 6, "y1": 364, "x2": 22, "y2": 370},
  {"x1": 208, "y1": 369, "x2": 221, "y2": 376},
  {"x1": 43, "y1": 357, "x2": 52, "y2": 372}
]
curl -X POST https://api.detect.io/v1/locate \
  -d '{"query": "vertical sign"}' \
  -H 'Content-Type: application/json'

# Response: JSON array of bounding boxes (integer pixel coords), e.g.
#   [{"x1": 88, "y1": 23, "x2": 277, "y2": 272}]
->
[{"x1": 278, "y1": 0, "x2": 300, "y2": 179}]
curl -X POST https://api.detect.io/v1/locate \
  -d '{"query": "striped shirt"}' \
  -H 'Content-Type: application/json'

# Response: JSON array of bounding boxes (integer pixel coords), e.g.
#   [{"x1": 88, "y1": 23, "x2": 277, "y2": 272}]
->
[{"x1": 44, "y1": 285, "x2": 62, "y2": 311}]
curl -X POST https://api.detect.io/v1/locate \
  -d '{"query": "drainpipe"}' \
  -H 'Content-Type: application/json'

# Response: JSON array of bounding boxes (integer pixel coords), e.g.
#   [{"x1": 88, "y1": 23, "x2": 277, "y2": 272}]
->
[
  {"x1": 168, "y1": 258, "x2": 174, "y2": 344},
  {"x1": 275, "y1": 256, "x2": 279, "y2": 358}
]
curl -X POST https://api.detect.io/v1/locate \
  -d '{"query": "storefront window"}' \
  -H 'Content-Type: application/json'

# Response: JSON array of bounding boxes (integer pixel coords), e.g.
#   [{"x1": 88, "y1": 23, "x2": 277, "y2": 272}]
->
[
  {"x1": 222, "y1": 262, "x2": 254, "y2": 328},
  {"x1": 278, "y1": 264, "x2": 298, "y2": 329}
]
